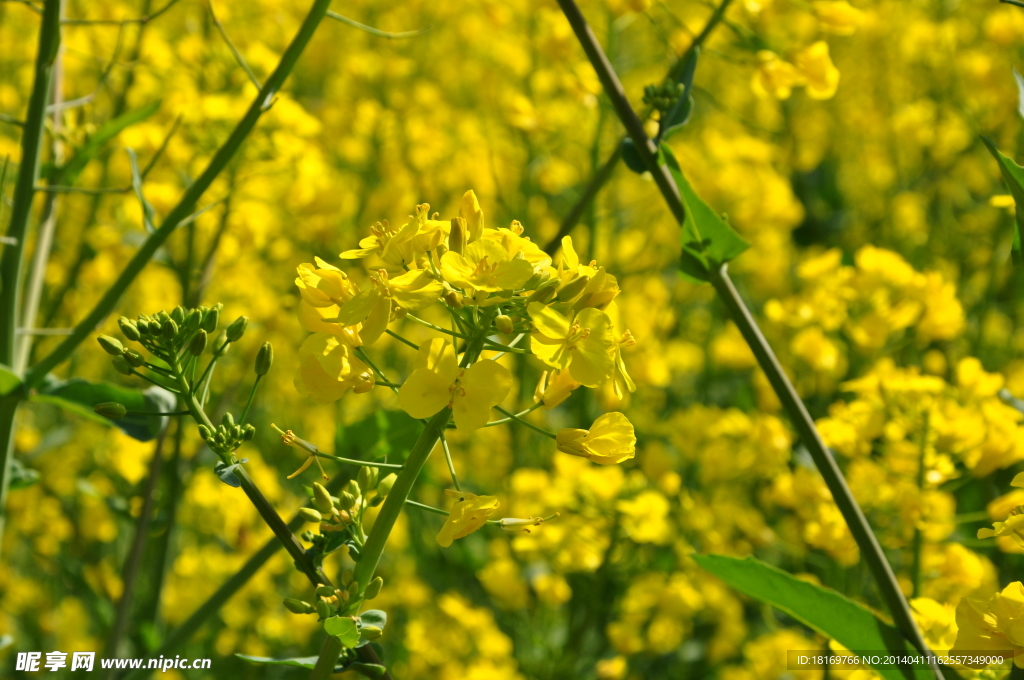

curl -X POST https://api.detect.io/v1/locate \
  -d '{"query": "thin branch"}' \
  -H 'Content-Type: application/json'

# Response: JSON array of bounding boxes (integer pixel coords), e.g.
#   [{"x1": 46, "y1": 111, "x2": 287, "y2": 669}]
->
[
  {"x1": 326, "y1": 10, "x2": 429, "y2": 39},
  {"x1": 0, "y1": 113, "x2": 24, "y2": 127},
  {"x1": 208, "y1": 0, "x2": 262, "y2": 91},
  {"x1": 61, "y1": 0, "x2": 180, "y2": 25}
]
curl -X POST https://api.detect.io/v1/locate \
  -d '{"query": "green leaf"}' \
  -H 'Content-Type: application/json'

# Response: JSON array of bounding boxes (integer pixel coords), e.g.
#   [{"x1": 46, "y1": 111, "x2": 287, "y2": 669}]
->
[
  {"x1": 620, "y1": 137, "x2": 647, "y2": 174},
  {"x1": 52, "y1": 100, "x2": 161, "y2": 184},
  {"x1": 693, "y1": 554, "x2": 930, "y2": 680},
  {"x1": 9, "y1": 458, "x2": 39, "y2": 490},
  {"x1": 126, "y1": 148, "x2": 157, "y2": 234},
  {"x1": 662, "y1": 144, "x2": 749, "y2": 280},
  {"x1": 344, "y1": 662, "x2": 387, "y2": 678},
  {"x1": 33, "y1": 376, "x2": 175, "y2": 441},
  {"x1": 982, "y1": 136, "x2": 1024, "y2": 266},
  {"x1": 0, "y1": 364, "x2": 21, "y2": 397},
  {"x1": 358, "y1": 609, "x2": 387, "y2": 630},
  {"x1": 324, "y1": 616, "x2": 361, "y2": 648},
  {"x1": 660, "y1": 46, "x2": 699, "y2": 140},
  {"x1": 336, "y1": 410, "x2": 421, "y2": 462},
  {"x1": 235, "y1": 654, "x2": 319, "y2": 669}
]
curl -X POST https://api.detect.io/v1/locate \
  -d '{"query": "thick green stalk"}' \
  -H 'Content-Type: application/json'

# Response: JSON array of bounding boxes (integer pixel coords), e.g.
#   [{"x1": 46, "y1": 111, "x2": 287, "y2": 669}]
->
[
  {"x1": 0, "y1": 395, "x2": 17, "y2": 558},
  {"x1": 0, "y1": 0, "x2": 61, "y2": 368},
  {"x1": 24, "y1": 0, "x2": 332, "y2": 389},
  {"x1": 309, "y1": 635, "x2": 343, "y2": 680},
  {"x1": 552, "y1": 0, "x2": 941, "y2": 674}
]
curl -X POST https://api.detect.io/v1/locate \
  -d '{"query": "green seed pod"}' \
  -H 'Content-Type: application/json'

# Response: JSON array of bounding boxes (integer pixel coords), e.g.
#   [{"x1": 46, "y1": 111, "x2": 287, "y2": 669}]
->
[
  {"x1": 495, "y1": 314, "x2": 514, "y2": 335},
  {"x1": 162, "y1": 318, "x2": 178, "y2": 340},
  {"x1": 283, "y1": 598, "x2": 315, "y2": 615},
  {"x1": 255, "y1": 342, "x2": 273, "y2": 376},
  {"x1": 94, "y1": 402, "x2": 127, "y2": 420},
  {"x1": 189, "y1": 329, "x2": 208, "y2": 356},
  {"x1": 449, "y1": 217, "x2": 467, "y2": 255},
  {"x1": 315, "y1": 584, "x2": 336, "y2": 597},
  {"x1": 315, "y1": 599, "x2": 332, "y2": 620},
  {"x1": 170, "y1": 306, "x2": 185, "y2": 325},
  {"x1": 222, "y1": 412, "x2": 235, "y2": 428},
  {"x1": 359, "y1": 626, "x2": 383, "y2": 641},
  {"x1": 312, "y1": 482, "x2": 334, "y2": 513},
  {"x1": 201, "y1": 306, "x2": 221, "y2": 333},
  {"x1": 98, "y1": 335, "x2": 125, "y2": 356},
  {"x1": 357, "y1": 466, "x2": 378, "y2": 493},
  {"x1": 299, "y1": 508, "x2": 323, "y2": 523},
  {"x1": 118, "y1": 317, "x2": 141, "y2": 342},
  {"x1": 198, "y1": 425, "x2": 213, "y2": 441},
  {"x1": 123, "y1": 350, "x2": 145, "y2": 368},
  {"x1": 225, "y1": 316, "x2": 248, "y2": 342},
  {"x1": 242, "y1": 424, "x2": 256, "y2": 441},
  {"x1": 111, "y1": 356, "x2": 133, "y2": 375},
  {"x1": 363, "y1": 576, "x2": 383, "y2": 600},
  {"x1": 377, "y1": 473, "x2": 397, "y2": 498},
  {"x1": 556, "y1": 274, "x2": 590, "y2": 302},
  {"x1": 526, "y1": 278, "x2": 559, "y2": 304}
]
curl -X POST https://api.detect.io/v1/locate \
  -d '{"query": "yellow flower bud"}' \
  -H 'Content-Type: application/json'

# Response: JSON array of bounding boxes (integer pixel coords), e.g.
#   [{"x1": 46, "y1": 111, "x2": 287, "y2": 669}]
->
[
  {"x1": 449, "y1": 217, "x2": 467, "y2": 255},
  {"x1": 495, "y1": 314, "x2": 514, "y2": 334},
  {"x1": 298, "y1": 508, "x2": 323, "y2": 523},
  {"x1": 556, "y1": 413, "x2": 636, "y2": 465},
  {"x1": 313, "y1": 482, "x2": 334, "y2": 513},
  {"x1": 364, "y1": 576, "x2": 383, "y2": 600},
  {"x1": 98, "y1": 335, "x2": 124, "y2": 356}
]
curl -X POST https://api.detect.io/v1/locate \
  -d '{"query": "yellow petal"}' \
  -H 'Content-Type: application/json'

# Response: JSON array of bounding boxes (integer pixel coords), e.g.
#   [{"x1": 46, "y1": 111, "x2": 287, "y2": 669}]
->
[
  {"x1": 528, "y1": 302, "x2": 571, "y2": 339},
  {"x1": 398, "y1": 368, "x2": 452, "y2": 419},
  {"x1": 360, "y1": 296, "x2": 391, "y2": 347},
  {"x1": 335, "y1": 288, "x2": 380, "y2": 326},
  {"x1": 1012, "y1": 472, "x2": 1024, "y2": 488},
  {"x1": 452, "y1": 361, "x2": 512, "y2": 431}
]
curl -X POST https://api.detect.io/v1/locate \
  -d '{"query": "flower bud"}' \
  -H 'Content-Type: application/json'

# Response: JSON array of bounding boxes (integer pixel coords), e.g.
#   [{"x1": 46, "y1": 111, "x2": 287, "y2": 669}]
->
[
  {"x1": 555, "y1": 428, "x2": 589, "y2": 457},
  {"x1": 118, "y1": 317, "x2": 141, "y2": 342},
  {"x1": 98, "y1": 335, "x2": 125, "y2": 356},
  {"x1": 313, "y1": 482, "x2": 334, "y2": 513},
  {"x1": 347, "y1": 581, "x2": 360, "y2": 599},
  {"x1": 148, "y1": 319, "x2": 162, "y2": 335},
  {"x1": 364, "y1": 576, "x2": 383, "y2": 600},
  {"x1": 283, "y1": 598, "x2": 316, "y2": 615},
  {"x1": 298, "y1": 508, "x2": 323, "y2": 523},
  {"x1": 522, "y1": 269, "x2": 551, "y2": 291},
  {"x1": 242, "y1": 424, "x2": 256, "y2": 441},
  {"x1": 226, "y1": 315, "x2": 248, "y2": 342},
  {"x1": 94, "y1": 402, "x2": 126, "y2": 420},
  {"x1": 123, "y1": 349, "x2": 145, "y2": 368},
  {"x1": 222, "y1": 412, "x2": 235, "y2": 428},
  {"x1": 357, "y1": 466, "x2": 378, "y2": 493},
  {"x1": 136, "y1": 319, "x2": 152, "y2": 335},
  {"x1": 111, "y1": 356, "x2": 133, "y2": 375},
  {"x1": 377, "y1": 473, "x2": 397, "y2": 498},
  {"x1": 315, "y1": 584, "x2": 336, "y2": 597},
  {"x1": 340, "y1": 491, "x2": 357, "y2": 511},
  {"x1": 360, "y1": 626, "x2": 383, "y2": 641},
  {"x1": 201, "y1": 305, "x2": 221, "y2": 333},
  {"x1": 495, "y1": 314, "x2": 514, "y2": 334},
  {"x1": 184, "y1": 308, "x2": 202, "y2": 332},
  {"x1": 315, "y1": 599, "x2": 332, "y2": 620},
  {"x1": 255, "y1": 342, "x2": 273, "y2": 376},
  {"x1": 449, "y1": 217, "x2": 467, "y2": 255},
  {"x1": 170, "y1": 306, "x2": 185, "y2": 325},
  {"x1": 189, "y1": 329, "x2": 208, "y2": 356},
  {"x1": 198, "y1": 425, "x2": 213, "y2": 441},
  {"x1": 162, "y1": 318, "x2": 178, "y2": 340},
  {"x1": 526, "y1": 278, "x2": 559, "y2": 304},
  {"x1": 556, "y1": 274, "x2": 590, "y2": 302},
  {"x1": 443, "y1": 290, "x2": 464, "y2": 310}
]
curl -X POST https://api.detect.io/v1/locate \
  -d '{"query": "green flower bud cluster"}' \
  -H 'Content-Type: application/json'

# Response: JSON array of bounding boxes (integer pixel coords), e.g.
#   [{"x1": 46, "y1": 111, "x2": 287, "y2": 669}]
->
[
  {"x1": 283, "y1": 572, "x2": 385, "y2": 631},
  {"x1": 198, "y1": 412, "x2": 255, "y2": 455},
  {"x1": 642, "y1": 81, "x2": 685, "y2": 115}
]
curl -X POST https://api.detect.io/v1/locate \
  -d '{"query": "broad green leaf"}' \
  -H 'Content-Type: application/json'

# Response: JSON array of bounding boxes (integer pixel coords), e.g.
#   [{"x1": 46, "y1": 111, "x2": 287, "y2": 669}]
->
[
  {"x1": 236, "y1": 655, "x2": 319, "y2": 669},
  {"x1": 662, "y1": 145, "x2": 748, "y2": 281},
  {"x1": 324, "y1": 616, "x2": 361, "y2": 648},
  {"x1": 693, "y1": 554, "x2": 933, "y2": 680},
  {"x1": 358, "y1": 610, "x2": 387, "y2": 630},
  {"x1": 52, "y1": 100, "x2": 161, "y2": 184},
  {"x1": 336, "y1": 409, "x2": 421, "y2": 462},
  {"x1": 0, "y1": 364, "x2": 21, "y2": 396},
  {"x1": 660, "y1": 46, "x2": 699, "y2": 140},
  {"x1": 981, "y1": 136, "x2": 1024, "y2": 265},
  {"x1": 33, "y1": 376, "x2": 175, "y2": 441}
]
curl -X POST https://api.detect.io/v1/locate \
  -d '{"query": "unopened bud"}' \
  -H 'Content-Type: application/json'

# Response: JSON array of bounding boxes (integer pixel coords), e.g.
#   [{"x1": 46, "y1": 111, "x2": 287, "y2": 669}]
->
[
  {"x1": 315, "y1": 584, "x2": 336, "y2": 597},
  {"x1": 111, "y1": 356, "x2": 133, "y2": 375},
  {"x1": 162, "y1": 318, "x2": 178, "y2": 340},
  {"x1": 189, "y1": 329, "x2": 208, "y2": 356},
  {"x1": 94, "y1": 402, "x2": 126, "y2": 420},
  {"x1": 255, "y1": 342, "x2": 273, "y2": 376},
  {"x1": 118, "y1": 317, "x2": 141, "y2": 342},
  {"x1": 298, "y1": 507, "x2": 322, "y2": 524},
  {"x1": 221, "y1": 412, "x2": 235, "y2": 428},
  {"x1": 283, "y1": 598, "x2": 316, "y2": 615},
  {"x1": 443, "y1": 290, "x2": 464, "y2": 310},
  {"x1": 364, "y1": 576, "x2": 383, "y2": 600},
  {"x1": 377, "y1": 473, "x2": 397, "y2": 498},
  {"x1": 148, "y1": 319, "x2": 163, "y2": 335},
  {"x1": 556, "y1": 274, "x2": 590, "y2": 302},
  {"x1": 170, "y1": 306, "x2": 185, "y2": 325},
  {"x1": 360, "y1": 626, "x2": 383, "y2": 641},
  {"x1": 449, "y1": 217, "x2": 466, "y2": 255},
  {"x1": 340, "y1": 491, "x2": 357, "y2": 511},
  {"x1": 315, "y1": 599, "x2": 332, "y2": 620},
  {"x1": 358, "y1": 466, "x2": 378, "y2": 492},
  {"x1": 136, "y1": 319, "x2": 152, "y2": 335},
  {"x1": 526, "y1": 278, "x2": 559, "y2": 304},
  {"x1": 313, "y1": 482, "x2": 334, "y2": 513},
  {"x1": 201, "y1": 305, "x2": 221, "y2": 333},
  {"x1": 123, "y1": 349, "x2": 145, "y2": 368},
  {"x1": 198, "y1": 425, "x2": 213, "y2": 441},
  {"x1": 242, "y1": 424, "x2": 256, "y2": 441},
  {"x1": 226, "y1": 316, "x2": 248, "y2": 342},
  {"x1": 495, "y1": 314, "x2": 514, "y2": 334},
  {"x1": 98, "y1": 335, "x2": 124, "y2": 356},
  {"x1": 184, "y1": 308, "x2": 202, "y2": 332}
]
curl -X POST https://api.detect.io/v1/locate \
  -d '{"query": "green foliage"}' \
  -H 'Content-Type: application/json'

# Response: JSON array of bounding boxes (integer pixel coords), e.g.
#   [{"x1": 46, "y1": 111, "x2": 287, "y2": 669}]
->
[
  {"x1": 336, "y1": 410, "x2": 421, "y2": 462},
  {"x1": 981, "y1": 136, "x2": 1024, "y2": 265},
  {"x1": 32, "y1": 376, "x2": 175, "y2": 441},
  {"x1": 235, "y1": 654, "x2": 319, "y2": 669},
  {"x1": 324, "y1": 615, "x2": 361, "y2": 648},
  {"x1": 0, "y1": 364, "x2": 20, "y2": 396},
  {"x1": 47, "y1": 101, "x2": 161, "y2": 184}
]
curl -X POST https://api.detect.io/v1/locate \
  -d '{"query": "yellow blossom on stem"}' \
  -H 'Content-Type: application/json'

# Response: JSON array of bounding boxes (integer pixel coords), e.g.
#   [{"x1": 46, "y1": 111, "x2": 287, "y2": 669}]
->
[
  {"x1": 951, "y1": 581, "x2": 1024, "y2": 667},
  {"x1": 295, "y1": 260, "x2": 364, "y2": 343},
  {"x1": 398, "y1": 338, "x2": 512, "y2": 431},
  {"x1": 752, "y1": 50, "x2": 804, "y2": 100},
  {"x1": 813, "y1": 1, "x2": 864, "y2": 35},
  {"x1": 978, "y1": 507, "x2": 1024, "y2": 547},
  {"x1": 556, "y1": 412, "x2": 636, "y2": 465},
  {"x1": 294, "y1": 333, "x2": 375, "y2": 403},
  {"x1": 535, "y1": 369, "x2": 581, "y2": 409},
  {"x1": 436, "y1": 489, "x2": 500, "y2": 547},
  {"x1": 330, "y1": 268, "x2": 443, "y2": 346},
  {"x1": 440, "y1": 239, "x2": 534, "y2": 298},
  {"x1": 528, "y1": 302, "x2": 616, "y2": 387},
  {"x1": 795, "y1": 41, "x2": 840, "y2": 100}
]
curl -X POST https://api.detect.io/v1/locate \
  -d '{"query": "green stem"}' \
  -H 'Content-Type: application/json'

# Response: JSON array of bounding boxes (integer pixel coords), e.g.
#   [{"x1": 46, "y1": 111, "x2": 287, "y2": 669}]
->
[
  {"x1": 317, "y1": 452, "x2": 403, "y2": 470},
  {"x1": 484, "y1": 402, "x2": 543, "y2": 427},
  {"x1": 24, "y1": 0, "x2": 332, "y2": 389},
  {"x1": 440, "y1": 431, "x2": 460, "y2": 490},
  {"x1": 405, "y1": 499, "x2": 449, "y2": 516},
  {"x1": 385, "y1": 328, "x2": 419, "y2": 349},
  {"x1": 0, "y1": 0, "x2": 61, "y2": 368},
  {"x1": 494, "y1": 405, "x2": 556, "y2": 439},
  {"x1": 405, "y1": 313, "x2": 469, "y2": 339},
  {"x1": 239, "y1": 374, "x2": 261, "y2": 423},
  {"x1": 0, "y1": 396, "x2": 18, "y2": 561},
  {"x1": 554, "y1": 0, "x2": 941, "y2": 674},
  {"x1": 911, "y1": 412, "x2": 930, "y2": 598}
]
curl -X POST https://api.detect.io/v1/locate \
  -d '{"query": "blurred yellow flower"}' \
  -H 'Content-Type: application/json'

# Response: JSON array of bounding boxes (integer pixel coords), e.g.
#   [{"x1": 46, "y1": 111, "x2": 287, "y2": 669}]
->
[
  {"x1": 437, "y1": 489, "x2": 500, "y2": 547},
  {"x1": 398, "y1": 339, "x2": 512, "y2": 430},
  {"x1": 795, "y1": 41, "x2": 840, "y2": 100},
  {"x1": 752, "y1": 51, "x2": 804, "y2": 100},
  {"x1": 556, "y1": 412, "x2": 636, "y2": 465},
  {"x1": 813, "y1": 1, "x2": 864, "y2": 35}
]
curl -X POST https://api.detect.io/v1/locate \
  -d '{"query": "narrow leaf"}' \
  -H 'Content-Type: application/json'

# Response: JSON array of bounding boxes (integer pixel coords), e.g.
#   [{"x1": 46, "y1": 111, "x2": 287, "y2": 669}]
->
[
  {"x1": 236, "y1": 655, "x2": 319, "y2": 669},
  {"x1": 1015, "y1": 67, "x2": 1024, "y2": 121},
  {"x1": 0, "y1": 364, "x2": 21, "y2": 396},
  {"x1": 33, "y1": 376, "x2": 174, "y2": 441},
  {"x1": 126, "y1": 148, "x2": 157, "y2": 234},
  {"x1": 54, "y1": 100, "x2": 161, "y2": 184},
  {"x1": 981, "y1": 136, "x2": 1024, "y2": 265},
  {"x1": 693, "y1": 554, "x2": 930, "y2": 680}
]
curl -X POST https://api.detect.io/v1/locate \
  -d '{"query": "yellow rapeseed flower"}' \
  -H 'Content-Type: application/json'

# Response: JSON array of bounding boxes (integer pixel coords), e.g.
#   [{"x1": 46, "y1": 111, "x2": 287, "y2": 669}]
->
[
  {"x1": 951, "y1": 581, "x2": 1024, "y2": 667},
  {"x1": 436, "y1": 489, "x2": 500, "y2": 547},
  {"x1": 294, "y1": 333, "x2": 375, "y2": 402},
  {"x1": 330, "y1": 268, "x2": 444, "y2": 345},
  {"x1": 528, "y1": 302, "x2": 616, "y2": 387},
  {"x1": 795, "y1": 41, "x2": 840, "y2": 100},
  {"x1": 556, "y1": 412, "x2": 636, "y2": 464},
  {"x1": 813, "y1": 1, "x2": 865, "y2": 35},
  {"x1": 752, "y1": 51, "x2": 804, "y2": 100},
  {"x1": 440, "y1": 239, "x2": 534, "y2": 298}
]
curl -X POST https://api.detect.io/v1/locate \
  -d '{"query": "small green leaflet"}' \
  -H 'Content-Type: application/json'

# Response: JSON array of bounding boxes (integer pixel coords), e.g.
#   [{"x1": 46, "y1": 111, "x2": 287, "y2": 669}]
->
[
  {"x1": 981, "y1": 136, "x2": 1024, "y2": 266},
  {"x1": 0, "y1": 364, "x2": 21, "y2": 397},
  {"x1": 660, "y1": 144, "x2": 749, "y2": 282},
  {"x1": 324, "y1": 616, "x2": 361, "y2": 648},
  {"x1": 236, "y1": 655, "x2": 319, "y2": 669}
]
